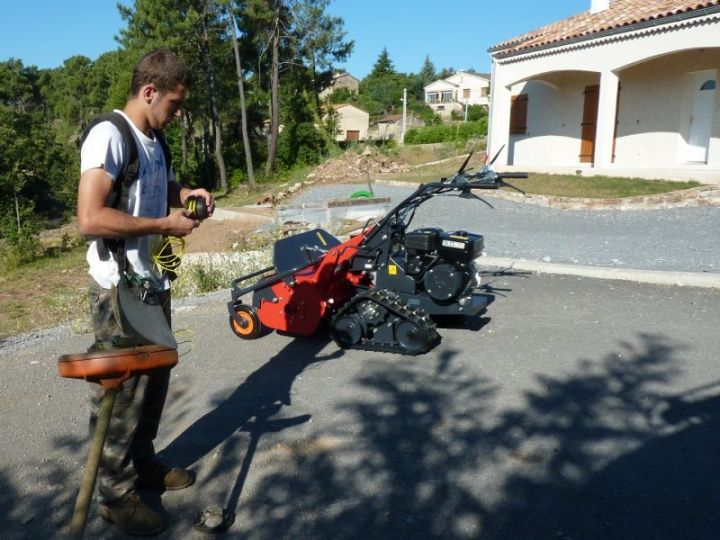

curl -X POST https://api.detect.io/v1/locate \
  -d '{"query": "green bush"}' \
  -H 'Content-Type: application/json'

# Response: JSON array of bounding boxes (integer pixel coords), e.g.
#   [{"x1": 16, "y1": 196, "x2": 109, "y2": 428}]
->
[
  {"x1": 229, "y1": 168, "x2": 247, "y2": 190},
  {"x1": 450, "y1": 105, "x2": 488, "y2": 123},
  {"x1": 277, "y1": 122, "x2": 328, "y2": 169},
  {"x1": 187, "y1": 263, "x2": 226, "y2": 294},
  {"x1": 404, "y1": 120, "x2": 487, "y2": 145},
  {"x1": 0, "y1": 234, "x2": 43, "y2": 271}
]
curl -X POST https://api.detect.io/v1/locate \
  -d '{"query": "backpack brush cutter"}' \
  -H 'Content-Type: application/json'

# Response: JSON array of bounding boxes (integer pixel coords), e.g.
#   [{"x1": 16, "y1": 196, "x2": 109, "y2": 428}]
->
[{"x1": 228, "y1": 152, "x2": 527, "y2": 355}]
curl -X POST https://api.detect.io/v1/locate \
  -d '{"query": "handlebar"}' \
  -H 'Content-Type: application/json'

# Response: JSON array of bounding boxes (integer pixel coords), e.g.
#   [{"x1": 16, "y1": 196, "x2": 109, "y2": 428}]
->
[
  {"x1": 459, "y1": 170, "x2": 528, "y2": 194},
  {"x1": 465, "y1": 181, "x2": 499, "y2": 190}
]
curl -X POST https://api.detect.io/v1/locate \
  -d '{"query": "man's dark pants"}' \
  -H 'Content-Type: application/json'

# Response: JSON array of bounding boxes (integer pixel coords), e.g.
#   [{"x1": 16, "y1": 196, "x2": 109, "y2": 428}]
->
[{"x1": 87, "y1": 278, "x2": 172, "y2": 504}]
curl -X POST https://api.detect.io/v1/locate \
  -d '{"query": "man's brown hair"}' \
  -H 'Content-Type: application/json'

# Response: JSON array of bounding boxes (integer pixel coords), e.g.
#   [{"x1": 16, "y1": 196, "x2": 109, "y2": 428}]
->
[{"x1": 130, "y1": 48, "x2": 193, "y2": 96}]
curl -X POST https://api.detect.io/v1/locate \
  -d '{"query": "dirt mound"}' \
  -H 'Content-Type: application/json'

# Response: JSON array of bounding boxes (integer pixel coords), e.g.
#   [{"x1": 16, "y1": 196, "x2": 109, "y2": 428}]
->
[{"x1": 309, "y1": 146, "x2": 412, "y2": 182}]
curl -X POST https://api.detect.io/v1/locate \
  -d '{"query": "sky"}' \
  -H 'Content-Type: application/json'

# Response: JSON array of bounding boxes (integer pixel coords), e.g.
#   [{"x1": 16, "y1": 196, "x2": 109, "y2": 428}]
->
[{"x1": 0, "y1": 0, "x2": 591, "y2": 77}]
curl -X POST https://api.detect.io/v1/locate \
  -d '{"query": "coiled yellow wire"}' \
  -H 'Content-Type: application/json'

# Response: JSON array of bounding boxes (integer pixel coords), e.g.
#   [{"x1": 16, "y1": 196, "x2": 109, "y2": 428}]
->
[{"x1": 152, "y1": 236, "x2": 185, "y2": 274}]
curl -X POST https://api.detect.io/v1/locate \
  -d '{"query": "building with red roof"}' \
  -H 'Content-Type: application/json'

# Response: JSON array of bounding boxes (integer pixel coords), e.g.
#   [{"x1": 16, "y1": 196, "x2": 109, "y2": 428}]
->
[{"x1": 487, "y1": 0, "x2": 720, "y2": 181}]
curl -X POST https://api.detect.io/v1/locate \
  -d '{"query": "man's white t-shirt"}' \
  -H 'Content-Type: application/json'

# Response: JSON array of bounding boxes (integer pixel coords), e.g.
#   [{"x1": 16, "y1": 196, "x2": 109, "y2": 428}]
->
[{"x1": 80, "y1": 110, "x2": 171, "y2": 290}]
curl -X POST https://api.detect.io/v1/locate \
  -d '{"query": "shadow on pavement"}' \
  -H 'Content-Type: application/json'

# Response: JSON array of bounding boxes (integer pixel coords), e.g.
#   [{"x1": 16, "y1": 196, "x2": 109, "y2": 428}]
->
[
  {"x1": 158, "y1": 334, "x2": 341, "y2": 471},
  {"x1": 233, "y1": 333, "x2": 720, "y2": 540},
  {"x1": 8, "y1": 332, "x2": 720, "y2": 539}
]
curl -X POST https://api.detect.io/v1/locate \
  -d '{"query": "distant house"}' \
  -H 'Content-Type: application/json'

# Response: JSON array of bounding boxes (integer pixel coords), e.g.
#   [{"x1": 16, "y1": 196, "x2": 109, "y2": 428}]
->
[
  {"x1": 328, "y1": 104, "x2": 369, "y2": 142},
  {"x1": 487, "y1": 0, "x2": 720, "y2": 181},
  {"x1": 424, "y1": 71, "x2": 490, "y2": 118},
  {"x1": 319, "y1": 72, "x2": 360, "y2": 99},
  {"x1": 372, "y1": 113, "x2": 425, "y2": 141}
]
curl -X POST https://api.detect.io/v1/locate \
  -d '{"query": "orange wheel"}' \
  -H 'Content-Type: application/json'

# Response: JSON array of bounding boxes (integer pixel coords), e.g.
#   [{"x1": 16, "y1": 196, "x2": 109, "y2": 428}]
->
[{"x1": 229, "y1": 304, "x2": 263, "y2": 339}]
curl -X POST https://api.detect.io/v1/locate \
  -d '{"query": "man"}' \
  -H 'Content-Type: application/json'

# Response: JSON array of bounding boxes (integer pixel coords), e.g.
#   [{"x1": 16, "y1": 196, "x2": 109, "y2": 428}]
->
[{"x1": 77, "y1": 49, "x2": 214, "y2": 536}]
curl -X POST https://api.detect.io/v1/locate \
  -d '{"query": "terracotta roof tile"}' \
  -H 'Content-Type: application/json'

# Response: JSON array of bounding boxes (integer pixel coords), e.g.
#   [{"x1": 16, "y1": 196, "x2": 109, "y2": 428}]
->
[{"x1": 491, "y1": 0, "x2": 720, "y2": 57}]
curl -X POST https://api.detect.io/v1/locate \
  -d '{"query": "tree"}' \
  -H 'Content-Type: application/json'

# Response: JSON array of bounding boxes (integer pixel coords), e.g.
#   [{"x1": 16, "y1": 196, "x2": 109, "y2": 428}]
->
[
  {"x1": 412, "y1": 54, "x2": 437, "y2": 99},
  {"x1": 45, "y1": 55, "x2": 94, "y2": 129},
  {"x1": 267, "y1": 3, "x2": 281, "y2": 175},
  {"x1": 370, "y1": 47, "x2": 395, "y2": 77},
  {"x1": 225, "y1": 3, "x2": 256, "y2": 187},
  {"x1": 238, "y1": 0, "x2": 288, "y2": 175},
  {"x1": 0, "y1": 60, "x2": 63, "y2": 250},
  {"x1": 199, "y1": 0, "x2": 229, "y2": 193},
  {"x1": 360, "y1": 48, "x2": 404, "y2": 117},
  {"x1": 291, "y1": 0, "x2": 353, "y2": 115},
  {"x1": 437, "y1": 66, "x2": 455, "y2": 80},
  {"x1": 419, "y1": 54, "x2": 436, "y2": 86},
  {"x1": 118, "y1": 0, "x2": 230, "y2": 191},
  {"x1": 0, "y1": 0, "x2": 362, "y2": 257}
]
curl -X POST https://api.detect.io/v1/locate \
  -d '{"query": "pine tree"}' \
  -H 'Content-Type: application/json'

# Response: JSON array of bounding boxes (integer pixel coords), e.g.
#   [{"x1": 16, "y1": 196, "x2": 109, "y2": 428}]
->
[
  {"x1": 370, "y1": 47, "x2": 395, "y2": 77},
  {"x1": 419, "y1": 54, "x2": 436, "y2": 86}
]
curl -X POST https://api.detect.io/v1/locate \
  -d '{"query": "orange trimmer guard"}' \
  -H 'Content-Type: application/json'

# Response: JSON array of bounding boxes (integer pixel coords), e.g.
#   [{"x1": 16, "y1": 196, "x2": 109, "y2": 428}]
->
[{"x1": 58, "y1": 345, "x2": 178, "y2": 388}]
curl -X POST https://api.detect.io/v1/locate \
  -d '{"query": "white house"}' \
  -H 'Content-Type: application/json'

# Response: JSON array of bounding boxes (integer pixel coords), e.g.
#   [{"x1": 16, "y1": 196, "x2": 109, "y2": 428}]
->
[
  {"x1": 424, "y1": 71, "x2": 490, "y2": 118},
  {"x1": 487, "y1": 0, "x2": 720, "y2": 182},
  {"x1": 328, "y1": 104, "x2": 369, "y2": 142}
]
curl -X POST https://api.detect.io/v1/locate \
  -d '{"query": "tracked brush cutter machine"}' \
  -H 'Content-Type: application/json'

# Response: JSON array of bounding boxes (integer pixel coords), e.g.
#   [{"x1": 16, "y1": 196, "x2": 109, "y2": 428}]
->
[{"x1": 228, "y1": 153, "x2": 526, "y2": 355}]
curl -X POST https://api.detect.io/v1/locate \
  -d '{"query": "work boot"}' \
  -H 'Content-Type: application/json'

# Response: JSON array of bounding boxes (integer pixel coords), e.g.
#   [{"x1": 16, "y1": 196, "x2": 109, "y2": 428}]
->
[
  {"x1": 99, "y1": 491, "x2": 166, "y2": 536},
  {"x1": 136, "y1": 461, "x2": 195, "y2": 491}
]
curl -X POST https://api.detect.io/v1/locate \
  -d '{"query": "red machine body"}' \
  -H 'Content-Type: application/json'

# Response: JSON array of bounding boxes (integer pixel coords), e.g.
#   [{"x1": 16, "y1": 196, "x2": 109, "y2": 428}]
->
[
  {"x1": 230, "y1": 228, "x2": 372, "y2": 338},
  {"x1": 258, "y1": 231, "x2": 370, "y2": 335}
]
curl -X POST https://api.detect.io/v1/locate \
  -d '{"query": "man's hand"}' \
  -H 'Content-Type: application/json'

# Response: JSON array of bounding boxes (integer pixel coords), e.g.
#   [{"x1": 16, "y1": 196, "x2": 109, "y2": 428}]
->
[
  {"x1": 175, "y1": 186, "x2": 215, "y2": 219},
  {"x1": 164, "y1": 209, "x2": 199, "y2": 237},
  {"x1": 169, "y1": 186, "x2": 215, "y2": 216}
]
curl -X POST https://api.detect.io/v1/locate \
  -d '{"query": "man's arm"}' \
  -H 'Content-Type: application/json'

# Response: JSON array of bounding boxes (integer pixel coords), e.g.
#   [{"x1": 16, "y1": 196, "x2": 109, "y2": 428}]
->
[{"x1": 78, "y1": 169, "x2": 199, "y2": 238}]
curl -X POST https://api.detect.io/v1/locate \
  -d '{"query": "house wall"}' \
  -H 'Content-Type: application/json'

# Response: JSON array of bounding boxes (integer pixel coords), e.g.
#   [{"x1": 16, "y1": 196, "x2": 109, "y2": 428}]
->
[
  {"x1": 319, "y1": 74, "x2": 360, "y2": 99},
  {"x1": 614, "y1": 50, "x2": 720, "y2": 167},
  {"x1": 509, "y1": 72, "x2": 598, "y2": 165},
  {"x1": 428, "y1": 102, "x2": 463, "y2": 118},
  {"x1": 334, "y1": 75, "x2": 359, "y2": 93},
  {"x1": 445, "y1": 72, "x2": 490, "y2": 106},
  {"x1": 335, "y1": 106, "x2": 369, "y2": 141},
  {"x1": 488, "y1": 12, "x2": 720, "y2": 178},
  {"x1": 425, "y1": 73, "x2": 490, "y2": 118}
]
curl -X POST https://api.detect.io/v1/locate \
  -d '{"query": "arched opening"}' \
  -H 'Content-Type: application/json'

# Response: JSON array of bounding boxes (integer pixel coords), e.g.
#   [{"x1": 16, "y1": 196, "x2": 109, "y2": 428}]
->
[
  {"x1": 506, "y1": 71, "x2": 600, "y2": 166},
  {"x1": 612, "y1": 49, "x2": 720, "y2": 167}
]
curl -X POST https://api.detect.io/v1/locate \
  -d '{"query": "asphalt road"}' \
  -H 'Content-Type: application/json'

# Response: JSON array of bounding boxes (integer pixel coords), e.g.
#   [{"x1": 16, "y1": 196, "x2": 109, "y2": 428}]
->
[{"x1": 2, "y1": 272, "x2": 720, "y2": 539}]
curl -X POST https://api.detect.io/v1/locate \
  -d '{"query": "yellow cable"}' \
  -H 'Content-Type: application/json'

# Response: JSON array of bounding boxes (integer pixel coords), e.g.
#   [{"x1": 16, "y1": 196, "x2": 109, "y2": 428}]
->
[{"x1": 153, "y1": 236, "x2": 185, "y2": 274}]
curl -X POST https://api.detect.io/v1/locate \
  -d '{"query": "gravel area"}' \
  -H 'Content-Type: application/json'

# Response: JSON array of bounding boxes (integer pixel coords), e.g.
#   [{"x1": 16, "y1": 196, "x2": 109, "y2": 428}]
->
[{"x1": 293, "y1": 183, "x2": 720, "y2": 274}]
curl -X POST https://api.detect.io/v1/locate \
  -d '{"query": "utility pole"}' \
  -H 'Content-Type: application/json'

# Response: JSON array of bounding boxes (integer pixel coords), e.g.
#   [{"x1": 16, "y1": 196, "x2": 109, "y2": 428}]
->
[
  {"x1": 464, "y1": 98, "x2": 469, "y2": 122},
  {"x1": 401, "y1": 88, "x2": 407, "y2": 144}
]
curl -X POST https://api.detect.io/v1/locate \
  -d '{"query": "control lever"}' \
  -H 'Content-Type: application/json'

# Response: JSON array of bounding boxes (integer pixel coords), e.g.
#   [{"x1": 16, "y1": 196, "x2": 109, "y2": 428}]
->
[{"x1": 497, "y1": 172, "x2": 528, "y2": 195}]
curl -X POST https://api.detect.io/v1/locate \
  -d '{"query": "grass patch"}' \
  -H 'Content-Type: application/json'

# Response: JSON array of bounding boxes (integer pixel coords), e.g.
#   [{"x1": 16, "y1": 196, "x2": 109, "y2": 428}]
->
[
  {"x1": 0, "y1": 245, "x2": 89, "y2": 339},
  {"x1": 501, "y1": 173, "x2": 702, "y2": 199},
  {"x1": 382, "y1": 162, "x2": 702, "y2": 199},
  {"x1": 397, "y1": 141, "x2": 485, "y2": 166}
]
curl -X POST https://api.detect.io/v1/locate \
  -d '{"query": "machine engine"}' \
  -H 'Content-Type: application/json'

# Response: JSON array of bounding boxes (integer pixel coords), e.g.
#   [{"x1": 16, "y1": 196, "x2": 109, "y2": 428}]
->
[{"x1": 403, "y1": 228, "x2": 483, "y2": 303}]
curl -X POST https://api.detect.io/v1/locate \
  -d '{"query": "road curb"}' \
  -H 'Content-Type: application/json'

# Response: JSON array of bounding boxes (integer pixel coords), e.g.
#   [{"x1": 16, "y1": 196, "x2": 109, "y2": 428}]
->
[{"x1": 480, "y1": 256, "x2": 720, "y2": 289}]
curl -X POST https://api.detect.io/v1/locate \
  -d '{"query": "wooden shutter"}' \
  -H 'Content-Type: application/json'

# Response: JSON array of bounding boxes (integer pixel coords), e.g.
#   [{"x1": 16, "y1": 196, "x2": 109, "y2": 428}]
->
[
  {"x1": 510, "y1": 94, "x2": 528, "y2": 135},
  {"x1": 579, "y1": 84, "x2": 599, "y2": 163}
]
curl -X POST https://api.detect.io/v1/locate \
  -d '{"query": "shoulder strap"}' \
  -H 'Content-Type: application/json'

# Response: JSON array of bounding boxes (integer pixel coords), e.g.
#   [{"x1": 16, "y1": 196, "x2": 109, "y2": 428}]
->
[
  {"x1": 81, "y1": 112, "x2": 140, "y2": 210},
  {"x1": 81, "y1": 112, "x2": 141, "y2": 268}
]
